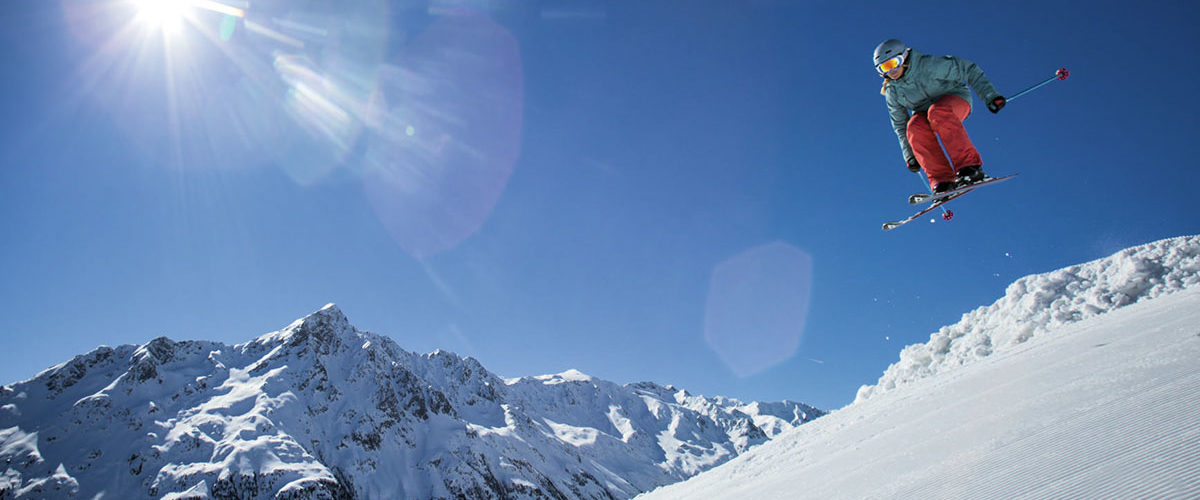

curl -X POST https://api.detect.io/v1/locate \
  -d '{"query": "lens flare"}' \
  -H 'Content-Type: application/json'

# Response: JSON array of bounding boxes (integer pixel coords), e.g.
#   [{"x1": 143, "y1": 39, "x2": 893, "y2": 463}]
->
[
  {"x1": 60, "y1": 0, "x2": 519, "y2": 258},
  {"x1": 363, "y1": 10, "x2": 523, "y2": 258},
  {"x1": 59, "y1": 0, "x2": 389, "y2": 175},
  {"x1": 133, "y1": 0, "x2": 190, "y2": 33},
  {"x1": 704, "y1": 242, "x2": 814, "y2": 378},
  {"x1": 131, "y1": 0, "x2": 244, "y2": 34}
]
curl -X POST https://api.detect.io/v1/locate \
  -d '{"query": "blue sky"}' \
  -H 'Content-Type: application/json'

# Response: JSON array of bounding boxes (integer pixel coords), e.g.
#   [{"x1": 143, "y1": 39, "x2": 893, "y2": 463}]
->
[{"x1": 1, "y1": 0, "x2": 1197, "y2": 410}]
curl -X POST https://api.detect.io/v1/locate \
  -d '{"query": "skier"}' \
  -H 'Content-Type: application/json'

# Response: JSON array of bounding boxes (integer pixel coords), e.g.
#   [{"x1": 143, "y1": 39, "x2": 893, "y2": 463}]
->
[{"x1": 875, "y1": 39, "x2": 1007, "y2": 193}]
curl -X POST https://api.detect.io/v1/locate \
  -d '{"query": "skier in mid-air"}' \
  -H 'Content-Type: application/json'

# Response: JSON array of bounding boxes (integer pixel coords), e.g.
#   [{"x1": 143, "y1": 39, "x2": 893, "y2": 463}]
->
[{"x1": 875, "y1": 39, "x2": 1007, "y2": 193}]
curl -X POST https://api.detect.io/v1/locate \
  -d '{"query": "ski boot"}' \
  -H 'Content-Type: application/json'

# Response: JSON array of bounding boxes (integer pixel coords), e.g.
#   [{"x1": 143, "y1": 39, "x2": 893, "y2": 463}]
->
[
  {"x1": 932, "y1": 181, "x2": 958, "y2": 194},
  {"x1": 956, "y1": 165, "x2": 986, "y2": 187}
]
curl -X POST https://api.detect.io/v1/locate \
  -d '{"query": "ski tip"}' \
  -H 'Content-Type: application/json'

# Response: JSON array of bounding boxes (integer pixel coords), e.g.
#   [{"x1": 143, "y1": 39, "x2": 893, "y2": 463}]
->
[{"x1": 882, "y1": 222, "x2": 901, "y2": 231}]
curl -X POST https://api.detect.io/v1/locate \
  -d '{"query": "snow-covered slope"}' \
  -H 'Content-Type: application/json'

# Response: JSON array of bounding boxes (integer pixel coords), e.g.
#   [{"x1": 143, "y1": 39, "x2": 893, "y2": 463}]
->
[
  {"x1": 0, "y1": 305, "x2": 823, "y2": 499},
  {"x1": 857, "y1": 234, "x2": 1200, "y2": 403},
  {"x1": 641, "y1": 235, "x2": 1200, "y2": 499}
]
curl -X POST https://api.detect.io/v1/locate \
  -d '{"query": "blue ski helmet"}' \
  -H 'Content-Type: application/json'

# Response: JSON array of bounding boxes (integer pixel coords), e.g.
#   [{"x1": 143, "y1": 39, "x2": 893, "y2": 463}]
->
[{"x1": 873, "y1": 38, "x2": 907, "y2": 68}]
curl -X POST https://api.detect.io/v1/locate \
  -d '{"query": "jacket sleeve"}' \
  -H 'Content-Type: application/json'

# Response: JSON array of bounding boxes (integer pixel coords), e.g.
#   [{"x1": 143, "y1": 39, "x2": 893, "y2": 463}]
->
[
  {"x1": 940, "y1": 55, "x2": 1001, "y2": 102},
  {"x1": 885, "y1": 89, "x2": 914, "y2": 162}
]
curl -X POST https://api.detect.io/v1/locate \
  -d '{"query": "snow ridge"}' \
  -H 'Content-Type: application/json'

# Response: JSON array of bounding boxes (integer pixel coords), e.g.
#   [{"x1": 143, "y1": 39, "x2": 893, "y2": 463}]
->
[
  {"x1": 856, "y1": 234, "x2": 1200, "y2": 404},
  {"x1": 639, "y1": 281, "x2": 1200, "y2": 500},
  {"x1": 0, "y1": 304, "x2": 824, "y2": 499}
]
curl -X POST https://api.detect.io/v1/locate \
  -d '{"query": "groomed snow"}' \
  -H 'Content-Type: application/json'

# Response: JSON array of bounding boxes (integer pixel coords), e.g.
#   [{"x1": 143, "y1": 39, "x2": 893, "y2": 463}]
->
[{"x1": 639, "y1": 285, "x2": 1200, "y2": 499}]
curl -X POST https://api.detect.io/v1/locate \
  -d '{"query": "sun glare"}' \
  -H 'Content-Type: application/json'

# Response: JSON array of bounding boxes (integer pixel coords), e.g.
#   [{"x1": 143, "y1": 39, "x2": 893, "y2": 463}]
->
[{"x1": 133, "y1": 0, "x2": 191, "y2": 33}]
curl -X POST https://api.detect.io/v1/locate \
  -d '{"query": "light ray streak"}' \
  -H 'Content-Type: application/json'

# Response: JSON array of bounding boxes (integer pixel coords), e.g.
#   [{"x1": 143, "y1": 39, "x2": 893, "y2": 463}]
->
[
  {"x1": 272, "y1": 18, "x2": 329, "y2": 38},
  {"x1": 243, "y1": 21, "x2": 305, "y2": 49},
  {"x1": 193, "y1": 0, "x2": 243, "y2": 18}
]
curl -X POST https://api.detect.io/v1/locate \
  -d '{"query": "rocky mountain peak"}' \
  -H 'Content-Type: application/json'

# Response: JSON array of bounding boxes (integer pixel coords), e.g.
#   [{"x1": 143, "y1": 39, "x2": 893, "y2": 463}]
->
[
  {"x1": 0, "y1": 305, "x2": 826, "y2": 499},
  {"x1": 254, "y1": 303, "x2": 357, "y2": 356}
]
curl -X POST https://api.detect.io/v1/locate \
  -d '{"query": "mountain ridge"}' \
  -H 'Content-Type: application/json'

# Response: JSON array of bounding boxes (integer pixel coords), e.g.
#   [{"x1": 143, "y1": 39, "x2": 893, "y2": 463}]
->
[{"x1": 1, "y1": 303, "x2": 823, "y2": 499}]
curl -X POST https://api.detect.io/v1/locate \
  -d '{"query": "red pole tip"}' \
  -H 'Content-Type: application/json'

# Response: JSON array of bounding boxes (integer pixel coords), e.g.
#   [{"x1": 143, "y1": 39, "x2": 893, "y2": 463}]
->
[{"x1": 1057, "y1": 67, "x2": 1070, "y2": 80}]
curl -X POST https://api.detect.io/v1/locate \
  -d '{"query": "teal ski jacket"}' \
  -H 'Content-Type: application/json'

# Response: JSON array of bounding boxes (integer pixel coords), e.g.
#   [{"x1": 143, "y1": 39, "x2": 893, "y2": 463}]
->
[{"x1": 883, "y1": 49, "x2": 1001, "y2": 163}]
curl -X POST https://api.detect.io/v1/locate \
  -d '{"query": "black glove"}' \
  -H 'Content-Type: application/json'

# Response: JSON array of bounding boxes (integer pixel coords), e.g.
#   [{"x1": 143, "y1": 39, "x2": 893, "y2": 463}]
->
[
  {"x1": 987, "y1": 96, "x2": 1006, "y2": 113},
  {"x1": 906, "y1": 157, "x2": 921, "y2": 173}
]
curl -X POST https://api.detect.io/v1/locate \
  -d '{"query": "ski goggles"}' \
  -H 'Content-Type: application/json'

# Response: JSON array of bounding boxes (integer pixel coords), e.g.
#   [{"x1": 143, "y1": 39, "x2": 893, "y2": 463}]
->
[{"x1": 876, "y1": 54, "x2": 905, "y2": 75}]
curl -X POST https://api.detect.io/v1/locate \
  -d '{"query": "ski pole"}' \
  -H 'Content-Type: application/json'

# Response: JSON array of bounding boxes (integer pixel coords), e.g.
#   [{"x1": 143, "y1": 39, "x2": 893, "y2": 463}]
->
[{"x1": 1006, "y1": 67, "x2": 1069, "y2": 103}]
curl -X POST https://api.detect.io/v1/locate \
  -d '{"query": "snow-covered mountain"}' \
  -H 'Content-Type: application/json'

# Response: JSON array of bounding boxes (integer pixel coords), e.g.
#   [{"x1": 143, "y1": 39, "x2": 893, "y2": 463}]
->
[
  {"x1": 0, "y1": 305, "x2": 823, "y2": 499},
  {"x1": 641, "y1": 234, "x2": 1200, "y2": 499}
]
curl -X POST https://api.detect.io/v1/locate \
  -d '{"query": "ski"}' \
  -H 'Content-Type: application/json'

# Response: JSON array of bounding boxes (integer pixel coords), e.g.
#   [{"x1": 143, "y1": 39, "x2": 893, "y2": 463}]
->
[
  {"x1": 883, "y1": 190, "x2": 973, "y2": 231},
  {"x1": 908, "y1": 174, "x2": 1018, "y2": 205}
]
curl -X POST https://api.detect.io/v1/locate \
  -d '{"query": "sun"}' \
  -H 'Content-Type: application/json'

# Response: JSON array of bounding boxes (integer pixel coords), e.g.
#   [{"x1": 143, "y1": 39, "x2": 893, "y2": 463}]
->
[{"x1": 132, "y1": 0, "x2": 192, "y2": 34}]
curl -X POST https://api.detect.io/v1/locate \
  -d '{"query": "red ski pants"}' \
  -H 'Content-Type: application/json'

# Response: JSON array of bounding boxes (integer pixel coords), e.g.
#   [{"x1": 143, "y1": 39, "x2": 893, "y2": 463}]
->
[{"x1": 907, "y1": 95, "x2": 982, "y2": 188}]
